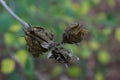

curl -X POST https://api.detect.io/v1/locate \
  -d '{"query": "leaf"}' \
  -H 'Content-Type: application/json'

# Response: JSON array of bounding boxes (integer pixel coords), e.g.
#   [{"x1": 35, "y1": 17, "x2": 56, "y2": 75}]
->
[
  {"x1": 98, "y1": 50, "x2": 110, "y2": 64},
  {"x1": 107, "y1": 0, "x2": 115, "y2": 7},
  {"x1": 1, "y1": 58, "x2": 15, "y2": 74},
  {"x1": 64, "y1": 44, "x2": 79, "y2": 54},
  {"x1": 68, "y1": 66, "x2": 81, "y2": 77},
  {"x1": 80, "y1": 47, "x2": 91, "y2": 59},
  {"x1": 97, "y1": 12, "x2": 106, "y2": 21},
  {"x1": 115, "y1": 28, "x2": 120, "y2": 42},
  {"x1": 4, "y1": 32, "x2": 22, "y2": 48},
  {"x1": 15, "y1": 50, "x2": 28, "y2": 66},
  {"x1": 95, "y1": 72, "x2": 104, "y2": 80},
  {"x1": 64, "y1": 0, "x2": 72, "y2": 8},
  {"x1": 18, "y1": 37, "x2": 26, "y2": 45},
  {"x1": 8, "y1": 71, "x2": 23, "y2": 80},
  {"x1": 4, "y1": 32, "x2": 15, "y2": 46},
  {"x1": 24, "y1": 56, "x2": 34, "y2": 75},
  {"x1": 52, "y1": 66, "x2": 62, "y2": 77},
  {"x1": 103, "y1": 27, "x2": 112, "y2": 35},
  {"x1": 89, "y1": 40, "x2": 100, "y2": 50},
  {"x1": 79, "y1": 1, "x2": 90, "y2": 15},
  {"x1": 71, "y1": 3, "x2": 80, "y2": 13},
  {"x1": 9, "y1": 24, "x2": 21, "y2": 32},
  {"x1": 0, "y1": 14, "x2": 13, "y2": 32},
  {"x1": 92, "y1": 0, "x2": 100, "y2": 5},
  {"x1": 29, "y1": 5, "x2": 37, "y2": 14}
]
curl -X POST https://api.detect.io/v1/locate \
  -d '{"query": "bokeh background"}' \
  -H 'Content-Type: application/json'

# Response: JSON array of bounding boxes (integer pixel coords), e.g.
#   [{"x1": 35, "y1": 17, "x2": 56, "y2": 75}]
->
[{"x1": 0, "y1": 0, "x2": 120, "y2": 80}]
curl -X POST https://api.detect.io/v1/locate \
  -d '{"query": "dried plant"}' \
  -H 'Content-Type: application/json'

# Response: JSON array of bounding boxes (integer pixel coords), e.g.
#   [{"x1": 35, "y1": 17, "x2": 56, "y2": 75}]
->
[
  {"x1": 24, "y1": 25, "x2": 54, "y2": 57},
  {"x1": 62, "y1": 23, "x2": 88, "y2": 45},
  {"x1": 48, "y1": 46, "x2": 72, "y2": 63},
  {"x1": 24, "y1": 23, "x2": 88, "y2": 66},
  {"x1": 0, "y1": 0, "x2": 88, "y2": 67}
]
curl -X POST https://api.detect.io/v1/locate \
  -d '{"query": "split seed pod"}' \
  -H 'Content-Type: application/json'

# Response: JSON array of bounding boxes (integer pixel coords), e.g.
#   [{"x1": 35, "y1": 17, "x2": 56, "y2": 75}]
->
[
  {"x1": 48, "y1": 46, "x2": 72, "y2": 63},
  {"x1": 24, "y1": 26, "x2": 54, "y2": 57},
  {"x1": 62, "y1": 23, "x2": 88, "y2": 45}
]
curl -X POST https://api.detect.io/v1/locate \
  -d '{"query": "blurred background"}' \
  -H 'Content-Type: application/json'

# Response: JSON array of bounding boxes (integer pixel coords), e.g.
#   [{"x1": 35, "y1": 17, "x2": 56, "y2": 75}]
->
[{"x1": 0, "y1": 0, "x2": 120, "y2": 80}]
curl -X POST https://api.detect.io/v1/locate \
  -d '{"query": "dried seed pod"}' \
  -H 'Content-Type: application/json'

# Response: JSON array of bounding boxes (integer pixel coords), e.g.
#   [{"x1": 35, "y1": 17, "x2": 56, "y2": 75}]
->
[
  {"x1": 62, "y1": 23, "x2": 88, "y2": 45},
  {"x1": 68, "y1": 56, "x2": 79, "y2": 65},
  {"x1": 24, "y1": 26, "x2": 54, "y2": 57},
  {"x1": 48, "y1": 46, "x2": 72, "y2": 63}
]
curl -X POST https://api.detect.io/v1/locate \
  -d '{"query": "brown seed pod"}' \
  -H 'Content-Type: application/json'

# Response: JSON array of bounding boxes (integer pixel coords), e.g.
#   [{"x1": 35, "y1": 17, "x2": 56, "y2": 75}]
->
[
  {"x1": 24, "y1": 26, "x2": 54, "y2": 57},
  {"x1": 48, "y1": 46, "x2": 72, "y2": 63},
  {"x1": 62, "y1": 23, "x2": 88, "y2": 45}
]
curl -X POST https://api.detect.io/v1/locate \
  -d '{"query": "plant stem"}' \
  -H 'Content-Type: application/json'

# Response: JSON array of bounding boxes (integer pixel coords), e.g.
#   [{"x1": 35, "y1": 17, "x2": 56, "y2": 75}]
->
[
  {"x1": 0, "y1": 0, "x2": 30, "y2": 29},
  {"x1": 64, "y1": 63, "x2": 69, "y2": 70}
]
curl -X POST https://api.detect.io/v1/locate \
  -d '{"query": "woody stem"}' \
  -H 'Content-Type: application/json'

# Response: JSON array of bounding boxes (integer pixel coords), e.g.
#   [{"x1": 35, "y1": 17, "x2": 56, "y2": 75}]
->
[{"x1": 0, "y1": 0, "x2": 30, "y2": 29}]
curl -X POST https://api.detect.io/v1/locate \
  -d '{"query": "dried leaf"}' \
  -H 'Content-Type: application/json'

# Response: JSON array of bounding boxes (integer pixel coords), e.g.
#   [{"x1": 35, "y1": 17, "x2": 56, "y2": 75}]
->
[
  {"x1": 49, "y1": 46, "x2": 72, "y2": 63},
  {"x1": 24, "y1": 26, "x2": 54, "y2": 57},
  {"x1": 62, "y1": 23, "x2": 88, "y2": 45}
]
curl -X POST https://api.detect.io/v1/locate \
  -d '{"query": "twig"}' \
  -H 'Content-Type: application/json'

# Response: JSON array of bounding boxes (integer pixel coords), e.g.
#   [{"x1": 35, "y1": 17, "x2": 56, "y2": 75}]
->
[
  {"x1": 35, "y1": 71, "x2": 45, "y2": 80},
  {"x1": 0, "y1": 0, "x2": 30, "y2": 29},
  {"x1": 10, "y1": 53, "x2": 45, "y2": 80},
  {"x1": 10, "y1": 53, "x2": 23, "y2": 68},
  {"x1": 64, "y1": 63, "x2": 69, "y2": 70}
]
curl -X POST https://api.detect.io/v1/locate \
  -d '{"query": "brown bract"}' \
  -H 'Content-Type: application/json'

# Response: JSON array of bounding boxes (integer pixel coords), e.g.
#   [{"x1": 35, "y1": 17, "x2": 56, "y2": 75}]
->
[
  {"x1": 49, "y1": 46, "x2": 72, "y2": 63},
  {"x1": 24, "y1": 26, "x2": 54, "y2": 57},
  {"x1": 62, "y1": 23, "x2": 88, "y2": 45}
]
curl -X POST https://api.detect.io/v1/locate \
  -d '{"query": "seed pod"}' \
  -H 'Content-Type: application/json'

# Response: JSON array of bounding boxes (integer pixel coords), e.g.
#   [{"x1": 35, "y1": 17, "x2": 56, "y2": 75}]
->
[
  {"x1": 48, "y1": 46, "x2": 72, "y2": 63},
  {"x1": 62, "y1": 23, "x2": 88, "y2": 45},
  {"x1": 24, "y1": 26, "x2": 54, "y2": 57}
]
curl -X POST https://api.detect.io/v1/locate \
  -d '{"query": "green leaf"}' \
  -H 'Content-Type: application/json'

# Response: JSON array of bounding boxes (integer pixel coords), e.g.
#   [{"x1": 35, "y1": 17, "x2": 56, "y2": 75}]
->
[
  {"x1": 18, "y1": 37, "x2": 26, "y2": 45},
  {"x1": 107, "y1": 0, "x2": 115, "y2": 7},
  {"x1": 24, "y1": 56, "x2": 34, "y2": 75},
  {"x1": 9, "y1": 24, "x2": 21, "y2": 32},
  {"x1": 0, "y1": 14, "x2": 13, "y2": 32},
  {"x1": 79, "y1": 1, "x2": 90, "y2": 15},
  {"x1": 15, "y1": 50, "x2": 28, "y2": 66},
  {"x1": 1, "y1": 58, "x2": 15, "y2": 74},
  {"x1": 52, "y1": 66, "x2": 62, "y2": 77},
  {"x1": 92, "y1": 0, "x2": 100, "y2": 5},
  {"x1": 4, "y1": 32, "x2": 15, "y2": 46},
  {"x1": 64, "y1": 44, "x2": 79, "y2": 54},
  {"x1": 98, "y1": 50, "x2": 110, "y2": 64},
  {"x1": 95, "y1": 72, "x2": 104, "y2": 80},
  {"x1": 4, "y1": 32, "x2": 20, "y2": 48},
  {"x1": 8, "y1": 71, "x2": 23, "y2": 80},
  {"x1": 68, "y1": 66, "x2": 81, "y2": 77},
  {"x1": 80, "y1": 47, "x2": 91, "y2": 59},
  {"x1": 96, "y1": 12, "x2": 106, "y2": 21},
  {"x1": 89, "y1": 40, "x2": 100, "y2": 50},
  {"x1": 103, "y1": 27, "x2": 112, "y2": 35}
]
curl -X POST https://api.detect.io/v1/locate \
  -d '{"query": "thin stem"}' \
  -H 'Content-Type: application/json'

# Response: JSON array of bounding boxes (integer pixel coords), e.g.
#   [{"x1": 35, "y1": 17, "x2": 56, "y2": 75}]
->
[
  {"x1": 35, "y1": 71, "x2": 45, "y2": 80},
  {"x1": 10, "y1": 53, "x2": 23, "y2": 69},
  {"x1": 64, "y1": 63, "x2": 69, "y2": 70},
  {"x1": 0, "y1": 0, "x2": 30, "y2": 29}
]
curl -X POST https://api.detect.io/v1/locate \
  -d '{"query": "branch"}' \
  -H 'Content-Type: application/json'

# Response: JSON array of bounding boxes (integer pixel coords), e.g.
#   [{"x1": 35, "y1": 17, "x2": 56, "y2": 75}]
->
[
  {"x1": 10, "y1": 53, "x2": 45, "y2": 80},
  {"x1": 0, "y1": 0, "x2": 30, "y2": 29}
]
